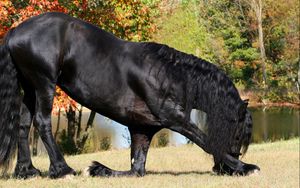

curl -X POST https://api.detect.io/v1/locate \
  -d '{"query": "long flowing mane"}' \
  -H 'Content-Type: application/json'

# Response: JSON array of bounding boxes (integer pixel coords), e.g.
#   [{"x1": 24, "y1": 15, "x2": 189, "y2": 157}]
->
[
  {"x1": 142, "y1": 42, "x2": 243, "y2": 111},
  {"x1": 142, "y1": 42, "x2": 250, "y2": 161}
]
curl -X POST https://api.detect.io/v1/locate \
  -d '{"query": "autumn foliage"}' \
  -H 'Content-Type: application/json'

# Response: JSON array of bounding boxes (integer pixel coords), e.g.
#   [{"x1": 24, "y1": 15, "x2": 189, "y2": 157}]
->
[{"x1": 0, "y1": 0, "x2": 67, "y2": 38}]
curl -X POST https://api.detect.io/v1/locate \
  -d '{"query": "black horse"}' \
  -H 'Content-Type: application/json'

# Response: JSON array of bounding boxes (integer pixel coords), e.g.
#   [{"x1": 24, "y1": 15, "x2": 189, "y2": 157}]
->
[{"x1": 0, "y1": 12, "x2": 259, "y2": 179}]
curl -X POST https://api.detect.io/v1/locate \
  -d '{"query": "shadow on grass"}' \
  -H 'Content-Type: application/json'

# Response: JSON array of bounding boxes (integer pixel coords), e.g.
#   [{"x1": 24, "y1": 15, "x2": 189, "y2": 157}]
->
[
  {"x1": 41, "y1": 170, "x2": 214, "y2": 178},
  {"x1": 147, "y1": 170, "x2": 214, "y2": 176},
  {"x1": 2, "y1": 170, "x2": 215, "y2": 179}
]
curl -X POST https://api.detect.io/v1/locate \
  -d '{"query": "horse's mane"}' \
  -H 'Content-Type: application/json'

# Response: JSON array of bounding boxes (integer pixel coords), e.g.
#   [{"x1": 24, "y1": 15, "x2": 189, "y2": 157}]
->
[
  {"x1": 142, "y1": 42, "x2": 251, "y2": 161},
  {"x1": 142, "y1": 42, "x2": 243, "y2": 110}
]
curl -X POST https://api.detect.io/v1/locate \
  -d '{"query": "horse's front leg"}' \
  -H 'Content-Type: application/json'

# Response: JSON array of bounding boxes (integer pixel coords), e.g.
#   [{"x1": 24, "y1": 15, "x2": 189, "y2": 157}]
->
[
  {"x1": 88, "y1": 126, "x2": 160, "y2": 177},
  {"x1": 213, "y1": 154, "x2": 260, "y2": 176},
  {"x1": 128, "y1": 127, "x2": 160, "y2": 176},
  {"x1": 169, "y1": 122, "x2": 210, "y2": 154}
]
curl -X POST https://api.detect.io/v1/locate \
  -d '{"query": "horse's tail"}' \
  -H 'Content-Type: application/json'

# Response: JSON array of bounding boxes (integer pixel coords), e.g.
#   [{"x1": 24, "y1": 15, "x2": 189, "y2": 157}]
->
[{"x1": 0, "y1": 31, "x2": 21, "y2": 173}]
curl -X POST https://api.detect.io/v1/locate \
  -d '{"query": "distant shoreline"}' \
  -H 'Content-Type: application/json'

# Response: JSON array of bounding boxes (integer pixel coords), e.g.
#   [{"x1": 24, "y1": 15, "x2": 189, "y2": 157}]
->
[
  {"x1": 248, "y1": 102, "x2": 300, "y2": 108},
  {"x1": 239, "y1": 90, "x2": 300, "y2": 108}
]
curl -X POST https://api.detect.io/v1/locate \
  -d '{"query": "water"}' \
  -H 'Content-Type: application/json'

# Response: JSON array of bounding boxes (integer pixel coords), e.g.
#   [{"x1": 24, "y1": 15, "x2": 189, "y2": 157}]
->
[
  {"x1": 249, "y1": 107, "x2": 299, "y2": 143},
  {"x1": 92, "y1": 107, "x2": 299, "y2": 146},
  {"x1": 39, "y1": 106, "x2": 299, "y2": 153},
  {"x1": 162, "y1": 107, "x2": 299, "y2": 145}
]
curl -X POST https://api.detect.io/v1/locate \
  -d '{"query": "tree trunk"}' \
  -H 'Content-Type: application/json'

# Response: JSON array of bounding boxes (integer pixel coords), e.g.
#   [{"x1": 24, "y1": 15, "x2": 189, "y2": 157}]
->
[
  {"x1": 77, "y1": 111, "x2": 96, "y2": 151},
  {"x1": 54, "y1": 108, "x2": 61, "y2": 140},
  {"x1": 297, "y1": 60, "x2": 300, "y2": 93},
  {"x1": 251, "y1": 0, "x2": 267, "y2": 86},
  {"x1": 66, "y1": 107, "x2": 76, "y2": 138},
  {"x1": 76, "y1": 105, "x2": 83, "y2": 139},
  {"x1": 61, "y1": 106, "x2": 77, "y2": 154},
  {"x1": 86, "y1": 111, "x2": 96, "y2": 131},
  {"x1": 257, "y1": 0, "x2": 267, "y2": 86}
]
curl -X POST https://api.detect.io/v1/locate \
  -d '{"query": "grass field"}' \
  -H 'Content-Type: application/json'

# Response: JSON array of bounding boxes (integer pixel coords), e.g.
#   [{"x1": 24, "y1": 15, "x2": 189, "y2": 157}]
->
[{"x1": 0, "y1": 138, "x2": 299, "y2": 188}]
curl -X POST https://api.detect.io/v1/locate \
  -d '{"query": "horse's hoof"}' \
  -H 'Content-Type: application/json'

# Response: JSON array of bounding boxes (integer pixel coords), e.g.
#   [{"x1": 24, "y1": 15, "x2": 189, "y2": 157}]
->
[
  {"x1": 241, "y1": 164, "x2": 260, "y2": 176},
  {"x1": 213, "y1": 162, "x2": 260, "y2": 176},
  {"x1": 88, "y1": 161, "x2": 113, "y2": 177},
  {"x1": 14, "y1": 163, "x2": 41, "y2": 179},
  {"x1": 49, "y1": 163, "x2": 76, "y2": 179}
]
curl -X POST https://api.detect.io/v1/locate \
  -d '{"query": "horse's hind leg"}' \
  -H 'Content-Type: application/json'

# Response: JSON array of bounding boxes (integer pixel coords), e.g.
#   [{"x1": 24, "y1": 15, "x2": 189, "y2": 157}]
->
[
  {"x1": 88, "y1": 127, "x2": 160, "y2": 177},
  {"x1": 14, "y1": 88, "x2": 41, "y2": 179},
  {"x1": 33, "y1": 84, "x2": 75, "y2": 178}
]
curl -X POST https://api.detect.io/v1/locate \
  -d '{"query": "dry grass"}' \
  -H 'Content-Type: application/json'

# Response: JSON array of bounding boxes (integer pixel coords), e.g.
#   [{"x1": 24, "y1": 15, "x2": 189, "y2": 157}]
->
[{"x1": 0, "y1": 139, "x2": 299, "y2": 188}]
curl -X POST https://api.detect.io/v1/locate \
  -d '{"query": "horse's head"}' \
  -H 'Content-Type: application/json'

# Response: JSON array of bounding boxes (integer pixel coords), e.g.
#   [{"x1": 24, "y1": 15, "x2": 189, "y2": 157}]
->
[
  {"x1": 213, "y1": 101, "x2": 258, "y2": 175},
  {"x1": 229, "y1": 100, "x2": 253, "y2": 159}
]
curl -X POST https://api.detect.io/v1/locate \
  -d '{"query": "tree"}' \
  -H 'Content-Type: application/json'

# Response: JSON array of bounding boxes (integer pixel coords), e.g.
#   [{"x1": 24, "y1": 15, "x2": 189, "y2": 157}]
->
[
  {"x1": 154, "y1": 0, "x2": 299, "y2": 103},
  {"x1": 244, "y1": 0, "x2": 267, "y2": 86},
  {"x1": 197, "y1": 0, "x2": 260, "y2": 85}
]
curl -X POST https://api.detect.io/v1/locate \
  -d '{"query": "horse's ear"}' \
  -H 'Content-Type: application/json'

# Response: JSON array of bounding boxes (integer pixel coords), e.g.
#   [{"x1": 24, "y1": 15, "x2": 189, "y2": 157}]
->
[{"x1": 238, "y1": 100, "x2": 249, "y2": 120}]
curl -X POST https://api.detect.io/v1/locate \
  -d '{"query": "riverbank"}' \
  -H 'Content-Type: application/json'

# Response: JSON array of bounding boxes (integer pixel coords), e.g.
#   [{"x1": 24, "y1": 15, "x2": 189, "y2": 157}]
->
[
  {"x1": 239, "y1": 90, "x2": 300, "y2": 108},
  {"x1": 248, "y1": 101, "x2": 300, "y2": 108},
  {"x1": 0, "y1": 138, "x2": 299, "y2": 188}
]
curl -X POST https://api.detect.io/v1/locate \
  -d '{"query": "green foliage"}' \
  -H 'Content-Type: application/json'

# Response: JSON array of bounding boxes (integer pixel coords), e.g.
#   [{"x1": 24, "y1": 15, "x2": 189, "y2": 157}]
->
[
  {"x1": 265, "y1": 25, "x2": 286, "y2": 62},
  {"x1": 157, "y1": 132, "x2": 169, "y2": 147},
  {"x1": 58, "y1": 130, "x2": 78, "y2": 155},
  {"x1": 77, "y1": 127, "x2": 95, "y2": 154},
  {"x1": 141, "y1": 0, "x2": 160, "y2": 6},
  {"x1": 154, "y1": 0, "x2": 299, "y2": 103},
  {"x1": 224, "y1": 35, "x2": 248, "y2": 51},
  {"x1": 153, "y1": 2, "x2": 216, "y2": 62},
  {"x1": 228, "y1": 63, "x2": 256, "y2": 86},
  {"x1": 264, "y1": 59, "x2": 299, "y2": 102},
  {"x1": 100, "y1": 137, "x2": 111, "y2": 151},
  {"x1": 229, "y1": 48, "x2": 259, "y2": 62}
]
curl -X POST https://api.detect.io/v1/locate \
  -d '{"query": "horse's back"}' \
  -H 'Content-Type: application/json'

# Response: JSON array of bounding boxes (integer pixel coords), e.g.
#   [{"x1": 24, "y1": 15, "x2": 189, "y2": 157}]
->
[{"x1": 6, "y1": 12, "x2": 122, "y2": 85}]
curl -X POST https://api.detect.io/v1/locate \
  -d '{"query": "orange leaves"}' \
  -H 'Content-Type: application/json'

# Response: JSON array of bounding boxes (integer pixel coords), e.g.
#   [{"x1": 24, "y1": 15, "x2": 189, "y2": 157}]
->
[
  {"x1": 0, "y1": 0, "x2": 16, "y2": 37},
  {"x1": 16, "y1": 0, "x2": 67, "y2": 23},
  {"x1": 109, "y1": 0, "x2": 154, "y2": 41},
  {"x1": 53, "y1": 87, "x2": 77, "y2": 115},
  {"x1": 0, "y1": 0, "x2": 15, "y2": 16},
  {"x1": 75, "y1": 0, "x2": 155, "y2": 42},
  {"x1": 0, "y1": 0, "x2": 68, "y2": 38},
  {"x1": 29, "y1": 0, "x2": 66, "y2": 12},
  {"x1": 72, "y1": 0, "x2": 80, "y2": 7},
  {"x1": 234, "y1": 60, "x2": 245, "y2": 68}
]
